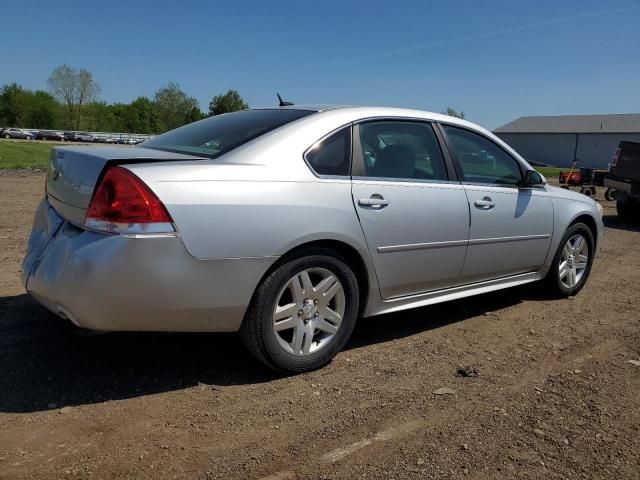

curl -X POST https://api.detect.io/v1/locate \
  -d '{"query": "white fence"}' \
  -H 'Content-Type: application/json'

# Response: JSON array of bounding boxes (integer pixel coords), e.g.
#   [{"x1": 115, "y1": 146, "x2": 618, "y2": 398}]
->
[
  {"x1": 90, "y1": 131, "x2": 156, "y2": 142},
  {"x1": 20, "y1": 128, "x2": 156, "y2": 142}
]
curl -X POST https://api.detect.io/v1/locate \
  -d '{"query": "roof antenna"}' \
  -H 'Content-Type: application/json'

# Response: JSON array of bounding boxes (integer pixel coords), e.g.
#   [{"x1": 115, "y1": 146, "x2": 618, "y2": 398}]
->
[{"x1": 277, "y1": 93, "x2": 294, "y2": 107}]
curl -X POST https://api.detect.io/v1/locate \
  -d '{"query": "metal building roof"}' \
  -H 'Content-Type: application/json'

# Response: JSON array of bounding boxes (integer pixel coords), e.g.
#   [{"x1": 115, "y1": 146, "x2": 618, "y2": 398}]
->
[{"x1": 494, "y1": 113, "x2": 640, "y2": 134}]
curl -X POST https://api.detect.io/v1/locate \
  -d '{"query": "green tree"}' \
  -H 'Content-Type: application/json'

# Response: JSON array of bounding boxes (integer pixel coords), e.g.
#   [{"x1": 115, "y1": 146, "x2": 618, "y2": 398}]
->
[
  {"x1": 442, "y1": 107, "x2": 465, "y2": 119},
  {"x1": 84, "y1": 102, "x2": 119, "y2": 132},
  {"x1": 0, "y1": 84, "x2": 60, "y2": 129},
  {"x1": 208, "y1": 89, "x2": 248, "y2": 116},
  {"x1": 153, "y1": 82, "x2": 201, "y2": 132},
  {"x1": 127, "y1": 96, "x2": 158, "y2": 133},
  {"x1": 26, "y1": 91, "x2": 60, "y2": 128},
  {"x1": 0, "y1": 83, "x2": 30, "y2": 127},
  {"x1": 47, "y1": 65, "x2": 100, "y2": 129}
]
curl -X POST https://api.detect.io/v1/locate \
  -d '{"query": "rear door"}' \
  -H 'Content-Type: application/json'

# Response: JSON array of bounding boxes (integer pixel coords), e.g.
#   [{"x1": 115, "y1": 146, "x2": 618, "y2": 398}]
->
[
  {"x1": 439, "y1": 124, "x2": 554, "y2": 283},
  {"x1": 351, "y1": 120, "x2": 470, "y2": 299}
]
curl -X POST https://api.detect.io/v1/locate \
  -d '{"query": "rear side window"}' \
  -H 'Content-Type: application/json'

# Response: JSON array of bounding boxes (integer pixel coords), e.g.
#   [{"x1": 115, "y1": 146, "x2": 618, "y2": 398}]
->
[
  {"x1": 143, "y1": 109, "x2": 314, "y2": 158},
  {"x1": 305, "y1": 128, "x2": 351, "y2": 176},
  {"x1": 358, "y1": 121, "x2": 448, "y2": 181},
  {"x1": 442, "y1": 125, "x2": 523, "y2": 186}
]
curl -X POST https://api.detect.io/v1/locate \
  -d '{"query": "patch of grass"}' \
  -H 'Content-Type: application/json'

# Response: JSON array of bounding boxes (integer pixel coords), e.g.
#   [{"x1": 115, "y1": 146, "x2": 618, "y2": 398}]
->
[
  {"x1": 535, "y1": 166, "x2": 563, "y2": 179},
  {"x1": 0, "y1": 140, "x2": 55, "y2": 169}
]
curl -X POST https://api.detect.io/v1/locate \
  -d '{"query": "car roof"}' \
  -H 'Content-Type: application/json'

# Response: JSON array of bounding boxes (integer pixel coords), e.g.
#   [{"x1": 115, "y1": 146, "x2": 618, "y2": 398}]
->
[
  {"x1": 253, "y1": 104, "x2": 348, "y2": 112},
  {"x1": 253, "y1": 104, "x2": 473, "y2": 126}
]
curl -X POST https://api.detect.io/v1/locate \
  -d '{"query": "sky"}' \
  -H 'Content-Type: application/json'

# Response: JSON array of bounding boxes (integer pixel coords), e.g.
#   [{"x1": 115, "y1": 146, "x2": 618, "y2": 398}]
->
[{"x1": 1, "y1": 0, "x2": 639, "y2": 129}]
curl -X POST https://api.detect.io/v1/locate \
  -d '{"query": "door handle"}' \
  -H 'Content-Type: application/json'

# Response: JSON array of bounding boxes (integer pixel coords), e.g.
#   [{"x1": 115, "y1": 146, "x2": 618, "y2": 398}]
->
[
  {"x1": 474, "y1": 197, "x2": 495, "y2": 209},
  {"x1": 358, "y1": 196, "x2": 390, "y2": 208}
]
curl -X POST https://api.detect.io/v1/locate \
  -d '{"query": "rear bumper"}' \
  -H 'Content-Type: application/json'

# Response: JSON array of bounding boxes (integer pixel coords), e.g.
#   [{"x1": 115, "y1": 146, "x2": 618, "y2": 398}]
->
[
  {"x1": 23, "y1": 199, "x2": 276, "y2": 332},
  {"x1": 604, "y1": 177, "x2": 632, "y2": 194}
]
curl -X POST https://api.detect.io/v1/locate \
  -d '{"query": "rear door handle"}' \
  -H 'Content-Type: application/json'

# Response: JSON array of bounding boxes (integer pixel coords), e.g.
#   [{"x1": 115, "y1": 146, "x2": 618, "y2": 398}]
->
[
  {"x1": 358, "y1": 196, "x2": 390, "y2": 208},
  {"x1": 474, "y1": 197, "x2": 495, "y2": 209}
]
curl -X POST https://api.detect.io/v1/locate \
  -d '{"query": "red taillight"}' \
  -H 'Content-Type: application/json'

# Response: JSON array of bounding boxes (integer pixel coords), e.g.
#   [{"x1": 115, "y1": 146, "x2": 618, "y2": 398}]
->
[{"x1": 85, "y1": 166, "x2": 173, "y2": 233}]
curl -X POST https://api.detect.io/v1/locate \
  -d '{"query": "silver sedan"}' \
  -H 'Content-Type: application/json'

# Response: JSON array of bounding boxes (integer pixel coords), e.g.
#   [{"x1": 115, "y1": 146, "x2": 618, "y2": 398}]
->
[{"x1": 22, "y1": 106, "x2": 604, "y2": 372}]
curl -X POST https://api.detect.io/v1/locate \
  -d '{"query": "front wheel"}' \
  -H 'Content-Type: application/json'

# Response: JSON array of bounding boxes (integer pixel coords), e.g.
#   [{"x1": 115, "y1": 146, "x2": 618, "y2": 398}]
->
[
  {"x1": 545, "y1": 223, "x2": 594, "y2": 297},
  {"x1": 240, "y1": 248, "x2": 359, "y2": 373}
]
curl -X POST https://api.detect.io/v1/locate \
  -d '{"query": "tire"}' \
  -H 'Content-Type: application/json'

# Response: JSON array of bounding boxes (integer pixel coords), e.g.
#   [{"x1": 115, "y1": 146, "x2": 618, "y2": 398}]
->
[
  {"x1": 3, "y1": 134, "x2": 9, "y2": 139},
  {"x1": 545, "y1": 223, "x2": 595, "y2": 297},
  {"x1": 579, "y1": 187, "x2": 593, "y2": 197},
  {"x1": 240, "y1": 247, "x2": 359, "y2": 373},
  {"x1": 604, "y1": 188, "x2": 616, "y2": 201},
  {"x1": 26, "y1": 136, "x2": 32, "y2": 140},
  {"x1": 617, "y1": 199, "x2": 639, "y2": 222}
]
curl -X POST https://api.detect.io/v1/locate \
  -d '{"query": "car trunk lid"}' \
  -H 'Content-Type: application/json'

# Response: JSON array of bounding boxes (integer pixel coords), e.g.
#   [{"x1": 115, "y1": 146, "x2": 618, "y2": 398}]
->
[{"x1": 46, "y1": 146, "x2": 206, "y2": 226}]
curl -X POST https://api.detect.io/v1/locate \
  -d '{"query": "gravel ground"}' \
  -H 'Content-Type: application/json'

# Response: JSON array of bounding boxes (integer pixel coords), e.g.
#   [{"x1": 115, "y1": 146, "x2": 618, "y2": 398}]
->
[{"x1": 0, "y1": 173, "x2": 638, "y2": 480}]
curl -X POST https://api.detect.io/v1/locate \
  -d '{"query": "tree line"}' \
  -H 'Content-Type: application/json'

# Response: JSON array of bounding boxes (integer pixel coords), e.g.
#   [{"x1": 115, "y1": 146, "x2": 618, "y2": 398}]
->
[{"x1": 0, "y1": 65, "x2": 249, "y2": 134}]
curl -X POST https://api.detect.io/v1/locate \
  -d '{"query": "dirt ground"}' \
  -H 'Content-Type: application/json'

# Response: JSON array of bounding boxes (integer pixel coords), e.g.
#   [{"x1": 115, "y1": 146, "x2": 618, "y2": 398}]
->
[{"x1": 0, "y1": 172, "x2": 638, "y2": 480}]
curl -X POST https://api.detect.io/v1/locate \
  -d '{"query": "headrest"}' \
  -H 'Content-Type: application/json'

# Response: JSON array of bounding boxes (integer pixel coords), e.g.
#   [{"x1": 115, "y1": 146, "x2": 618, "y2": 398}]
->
[{"x1": 372, "y1": 144, "x2": 415, "y2": 179}]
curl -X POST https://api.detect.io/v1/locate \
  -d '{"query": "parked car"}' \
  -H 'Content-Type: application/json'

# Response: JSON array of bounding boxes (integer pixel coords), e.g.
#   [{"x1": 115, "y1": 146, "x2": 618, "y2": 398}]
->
[
  {"x1": 67, "y1": 131, "x2": 95, "y2": 142},
  {"x1": 2, "y1": 127, "x2": 34, "y2": 140},
  {"x1": 605, "y1": 141, "x2": 640, "y2": 221},
  {"x1": 22, "y1": 106, "x2": 604, "y2": 373},
  {"x1": 37, "y1": 130, "x2": 65, "y2": 141}
]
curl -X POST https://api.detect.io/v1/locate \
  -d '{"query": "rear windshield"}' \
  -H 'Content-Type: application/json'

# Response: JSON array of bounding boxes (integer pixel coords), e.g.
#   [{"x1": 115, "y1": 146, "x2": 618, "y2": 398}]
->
[{"x1": 142, "y1": 109, "x2": 314, "y2": 158}]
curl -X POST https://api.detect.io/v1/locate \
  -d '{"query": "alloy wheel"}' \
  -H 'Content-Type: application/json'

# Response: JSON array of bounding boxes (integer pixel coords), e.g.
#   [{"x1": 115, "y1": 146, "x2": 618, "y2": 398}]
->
[
  {"x1": 272, "y1": 267, "x2": 345, "y2": 356},
  {"x1": 558, "y1": 233, "x2": 589, "y2": 289}
]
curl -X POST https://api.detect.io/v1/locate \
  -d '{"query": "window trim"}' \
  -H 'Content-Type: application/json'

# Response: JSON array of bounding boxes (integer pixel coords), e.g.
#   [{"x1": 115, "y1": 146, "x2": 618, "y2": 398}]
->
[
  {"x1": 436, "y1": 122, "x2": 527, "y2": 189},
  {"x1": 302, "y1": 124, "x2": 353, "y2": 179},
  {"x1": 351, "y1": 118, "x2": 458, "y2": 184}
]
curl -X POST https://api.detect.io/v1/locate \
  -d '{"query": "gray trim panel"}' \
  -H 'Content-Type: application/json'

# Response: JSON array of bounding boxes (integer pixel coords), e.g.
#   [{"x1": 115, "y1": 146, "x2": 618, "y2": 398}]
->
[
  {"x1": 378, "y1": 239, "x2": 467, "y2": 253},
  {"x1": 468, "y1": 233, "x2": 551, "y2": 246},
  {"x1": 378, "y1": 233, "x2": 551, "y2": 253}
]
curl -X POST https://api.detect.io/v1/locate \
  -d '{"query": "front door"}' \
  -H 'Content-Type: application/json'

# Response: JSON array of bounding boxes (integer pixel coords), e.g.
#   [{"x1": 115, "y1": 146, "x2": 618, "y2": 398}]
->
[
  {"x1": 352, "y1": 120, "x2": 470, "y2": 299},
  {"x1": 440, "y1": 125, "x2": 554, "y2": 284}
]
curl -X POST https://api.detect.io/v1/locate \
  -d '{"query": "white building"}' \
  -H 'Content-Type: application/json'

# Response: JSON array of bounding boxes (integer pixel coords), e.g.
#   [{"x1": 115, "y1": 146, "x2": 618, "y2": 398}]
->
[{"x1": 494, "y1": 114, "x2": 640, "y2": 169}]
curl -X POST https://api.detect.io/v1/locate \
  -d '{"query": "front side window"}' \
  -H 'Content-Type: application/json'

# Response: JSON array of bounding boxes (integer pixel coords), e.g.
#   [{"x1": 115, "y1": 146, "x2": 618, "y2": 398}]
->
[
  {"x1": 305, "y1": 128, "x2": 351, "y2": 176},
  {"x1": 357, "y1": 121, "x2": 448, "y2": 181},
  {"x1": 143, "y1": 109, "x2": 314, "y2": 158},
  {"x1": 442, "y1": 125, "x2": 523, "y2": 186}
]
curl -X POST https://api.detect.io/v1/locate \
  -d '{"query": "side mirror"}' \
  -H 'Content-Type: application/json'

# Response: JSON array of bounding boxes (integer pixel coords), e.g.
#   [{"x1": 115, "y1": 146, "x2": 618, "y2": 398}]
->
[{"x1": 522, "y1": 170, "x2": 546, "y2": 188}]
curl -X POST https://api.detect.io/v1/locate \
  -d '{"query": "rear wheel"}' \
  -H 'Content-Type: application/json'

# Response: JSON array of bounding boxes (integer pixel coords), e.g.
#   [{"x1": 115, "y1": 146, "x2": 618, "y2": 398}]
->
[
  {"x1": 240, "y1": 248, "x2": 359, "y2": 373},
  {"x1": 3, "y1": 134, "x2": 9, "y2": 139},
  {"x1": 545, "y1": 223, "x2": 594, "y2": 297},
  {"x1": 604, "y1": 188, "x2": 616, "y2": 201}
]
